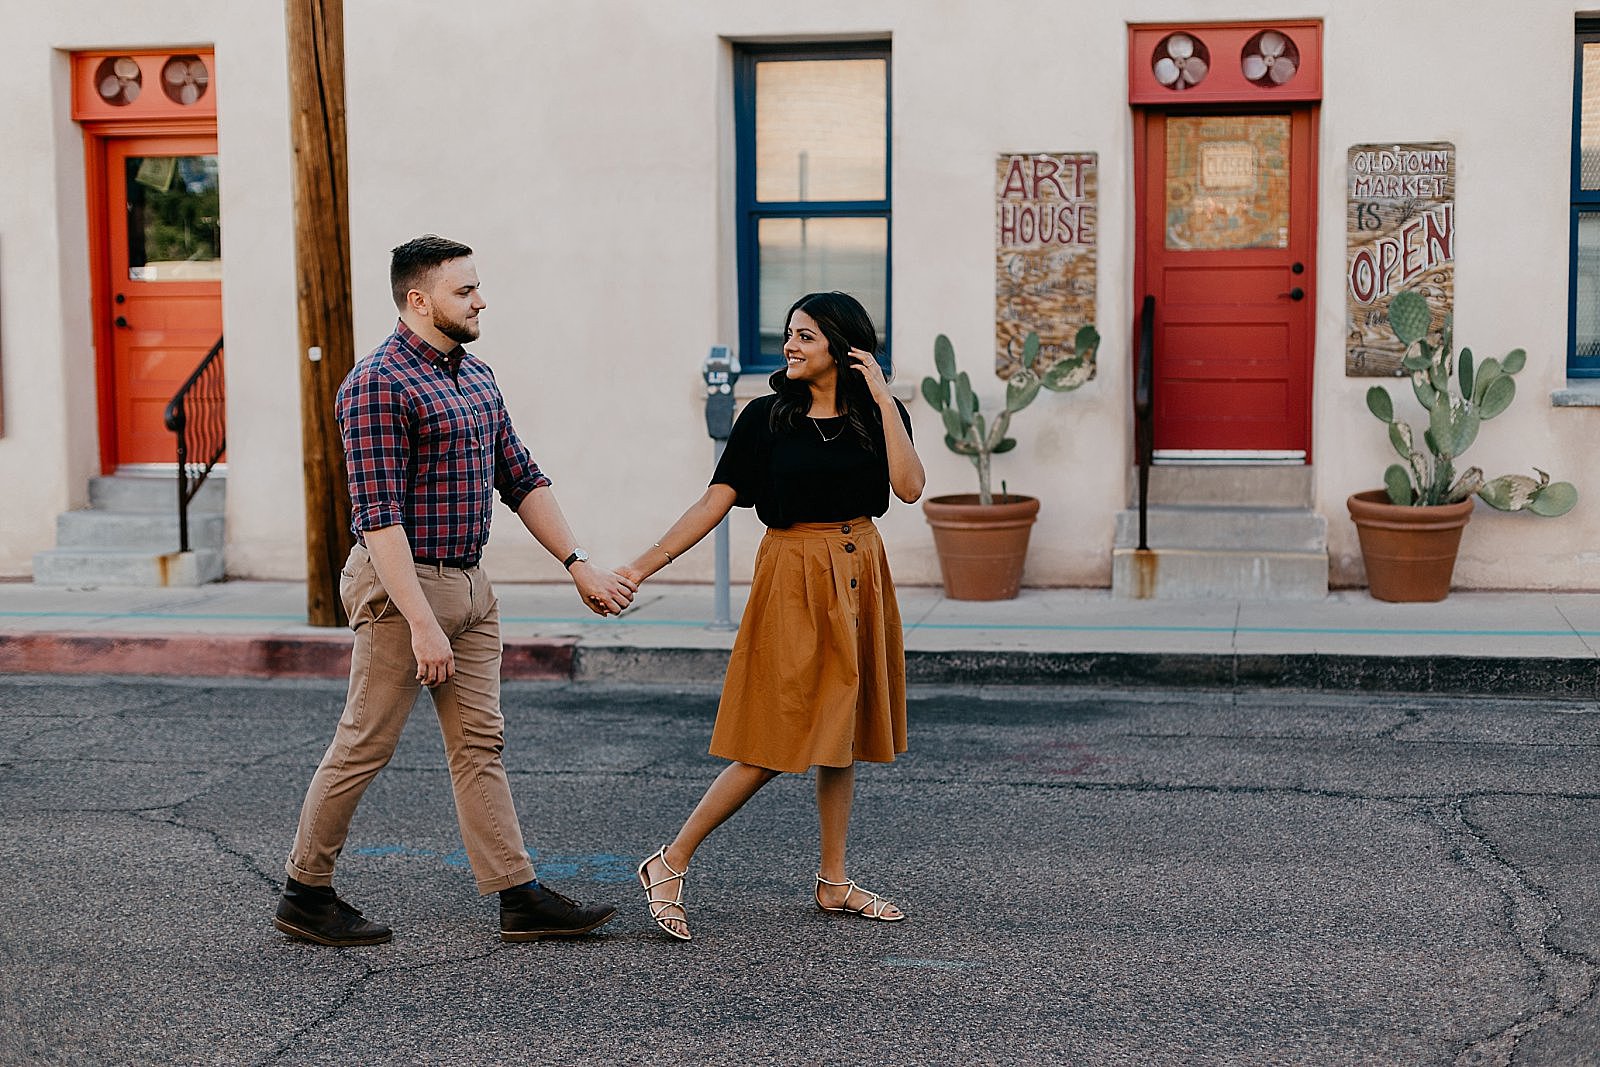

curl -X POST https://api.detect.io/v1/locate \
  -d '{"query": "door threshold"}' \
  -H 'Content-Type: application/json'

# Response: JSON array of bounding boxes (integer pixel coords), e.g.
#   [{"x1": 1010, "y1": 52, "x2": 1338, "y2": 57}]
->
[
  {"x1": 113, "y1": 463, "x2": 229, "y2": 476},
  {"x1": 1153, "y1": 450, "x2": 1306, "y2": 465}
]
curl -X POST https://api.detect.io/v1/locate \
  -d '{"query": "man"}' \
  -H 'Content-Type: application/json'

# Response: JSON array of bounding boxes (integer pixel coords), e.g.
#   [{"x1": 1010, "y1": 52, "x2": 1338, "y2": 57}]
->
[{"x1": 275, "y1": 235, "x2": 635, "y2": 946}]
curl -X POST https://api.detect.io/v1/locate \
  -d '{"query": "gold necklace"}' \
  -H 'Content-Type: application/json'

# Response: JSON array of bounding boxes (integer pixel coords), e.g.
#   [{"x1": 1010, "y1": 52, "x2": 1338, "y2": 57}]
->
[{"x1": 812, "y1": 416, "x2": 847, "y2": 443}]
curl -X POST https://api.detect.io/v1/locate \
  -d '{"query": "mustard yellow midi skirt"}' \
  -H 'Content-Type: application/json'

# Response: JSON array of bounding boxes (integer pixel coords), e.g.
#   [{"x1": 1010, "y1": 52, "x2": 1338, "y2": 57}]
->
[{"x1": 709, "y1": 518, "x2": 907, "y2": 773}]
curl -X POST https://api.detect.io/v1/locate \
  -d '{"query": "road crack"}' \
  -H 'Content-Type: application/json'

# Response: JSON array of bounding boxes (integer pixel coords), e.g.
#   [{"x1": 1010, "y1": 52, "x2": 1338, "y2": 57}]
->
[
  {"x1": 1431, "y1": 800, "x2": 1600, "y2": 1066},
  {"x1": 259, "y1": 943, "x2": 506, "y2": 1064},
  {"x1": 132, "y1": 808, "x2": 282, "y2": 892},
  {"x1": 1375, "y1": 706, "x2": 1423, "y2": 740}
]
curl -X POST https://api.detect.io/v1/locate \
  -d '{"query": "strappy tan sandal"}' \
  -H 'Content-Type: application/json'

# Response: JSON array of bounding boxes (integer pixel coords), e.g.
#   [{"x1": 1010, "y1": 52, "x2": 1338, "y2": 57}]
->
[
  {"x1": 814, "y1": 873, "x2": 906, "y2": 923},
  {"x1": 637, "y1": 845, "x2": 691, "y2": 941}
]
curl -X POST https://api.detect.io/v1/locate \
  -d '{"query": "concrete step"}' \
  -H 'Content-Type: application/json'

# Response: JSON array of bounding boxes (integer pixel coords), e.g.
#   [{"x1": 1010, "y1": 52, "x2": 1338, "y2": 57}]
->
[
  {"x1": 32, "y1": 548, "x2": 225, "y2": 587},
  {"x1": 1113, "y1": 506, "x2": 1327, "y2": 552},
  {"x1": 55, "y1": 509, "x2": 224, "y2": 550},
  {"x1": 1129, "y1": 464, "x2": 1313, "y2": 507},
  {"x1": 88, "y1": 474, "x2": 224, "y2": 514},
  {"x1": 1112, "y1": 547, "x2": 1328, "y2": 600}
]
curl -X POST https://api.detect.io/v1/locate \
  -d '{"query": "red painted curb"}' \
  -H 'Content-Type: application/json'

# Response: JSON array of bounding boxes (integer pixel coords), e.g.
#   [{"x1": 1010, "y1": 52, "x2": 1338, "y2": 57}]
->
[{"x1": 0, "y1": 631, "x2": 577, "y2": 681}]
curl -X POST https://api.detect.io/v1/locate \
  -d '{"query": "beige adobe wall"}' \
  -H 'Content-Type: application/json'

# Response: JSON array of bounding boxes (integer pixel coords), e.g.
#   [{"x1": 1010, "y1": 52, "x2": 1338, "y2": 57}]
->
[
  {"x1": 9, "y1": 0, "x2": 1595, "y2": 591},
  {"x1": 211, "y1": 8, "x2": 306, "y2": 578},
  {"x1": 334, "y1": 0, "x2": 1599, "y2": 592},
  {"x1": 335, "y1": 0, "x2": 1139, "y2": 586},
  {"x1": 0, "y1": 38, "x2": 94, "y2": 573},
  {"x1": 0, "y1": 1, "x2": 304, "y2": 578},
  {"x1": 1316, "y1": 0, "x2": 1600, "y2": 590},
  {"x1": 341, "y1": 2, "x2": 748, "y2": 584}
]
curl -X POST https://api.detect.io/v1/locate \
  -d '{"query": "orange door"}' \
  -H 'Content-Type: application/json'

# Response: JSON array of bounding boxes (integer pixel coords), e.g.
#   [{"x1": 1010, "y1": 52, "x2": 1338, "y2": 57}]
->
[
  {"x1": 1139, "y1": 108, "x2": 1316, "y2": 457},
  {"x1": 102, "y1": 135, "x2": 223, "y2": 466}
]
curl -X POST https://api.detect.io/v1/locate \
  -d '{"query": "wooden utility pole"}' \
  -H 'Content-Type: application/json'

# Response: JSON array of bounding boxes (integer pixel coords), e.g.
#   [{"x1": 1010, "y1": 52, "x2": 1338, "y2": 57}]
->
[{"x1": 286, "y1": 0, "x2": 355, "y2": 626}]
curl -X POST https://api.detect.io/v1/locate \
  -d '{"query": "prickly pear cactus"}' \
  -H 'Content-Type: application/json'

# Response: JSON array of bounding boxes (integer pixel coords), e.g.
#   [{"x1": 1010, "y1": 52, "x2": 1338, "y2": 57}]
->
[{"x1": 1364, "y1": 290, "x2": 1575, "y2": 516}]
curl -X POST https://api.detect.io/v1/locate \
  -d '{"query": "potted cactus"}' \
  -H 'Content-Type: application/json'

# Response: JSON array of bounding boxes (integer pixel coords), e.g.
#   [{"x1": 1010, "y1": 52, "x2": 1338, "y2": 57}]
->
[
  {"x1": 1348, "y1": 289, "x2": 1577, "y2": 602},
  {"x1": 920, "y1": 326, "x2": 1099, "y2": 600}
]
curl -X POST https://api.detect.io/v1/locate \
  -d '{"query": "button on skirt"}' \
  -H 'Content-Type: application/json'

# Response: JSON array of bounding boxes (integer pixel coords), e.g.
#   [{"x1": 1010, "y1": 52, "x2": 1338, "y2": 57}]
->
[{"x1": 709, "y1": 517, "x2": 907, "y2": 773}]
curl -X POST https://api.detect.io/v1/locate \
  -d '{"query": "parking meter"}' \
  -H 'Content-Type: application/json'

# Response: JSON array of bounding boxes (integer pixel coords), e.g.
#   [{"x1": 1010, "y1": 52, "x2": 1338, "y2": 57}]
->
[
  {"x1": 702, "y1": 345, "x2": 739, "y2": 630},
  {"x1": 703, "y1": 346, "x2": 739, "y2": 440}
]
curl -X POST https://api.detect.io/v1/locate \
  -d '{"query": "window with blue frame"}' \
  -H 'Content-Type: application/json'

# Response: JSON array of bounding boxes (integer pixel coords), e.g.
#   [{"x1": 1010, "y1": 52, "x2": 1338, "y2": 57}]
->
[
  {"x1": 1571, "y1": 23, "x2": 1600, "y2": 377},
  {"x1": 735, "y1": 43, "x2": 891, "y2": 375}
]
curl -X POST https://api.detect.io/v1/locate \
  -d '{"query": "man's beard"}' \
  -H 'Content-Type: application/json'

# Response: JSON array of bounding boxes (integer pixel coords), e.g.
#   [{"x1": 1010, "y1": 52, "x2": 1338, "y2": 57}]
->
[{"x1": 432, "y1": 308, "x2": 480, "y2": 344}]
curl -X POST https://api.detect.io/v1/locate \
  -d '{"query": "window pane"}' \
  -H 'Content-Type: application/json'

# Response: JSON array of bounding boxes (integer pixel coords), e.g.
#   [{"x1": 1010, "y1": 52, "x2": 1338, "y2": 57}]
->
[
  {"x1": 1576, "y1": 214, "x2": 1600, "y2": 358},
  {"x1": 756, "y1": 59, "x2": 886, "y2": 202},
  {"x1": 1165, "y1": 115, "x2": 1290, "y2": 250},
  {"x1": 125, "y1": 155, "x2": 221, "y2": 280},
  {"x1": 1583, "y1": 44, "x2": 1600, "y2": 190},
  {"x1": 757, "y1": 217, "x2": 887, "y2": 363}
]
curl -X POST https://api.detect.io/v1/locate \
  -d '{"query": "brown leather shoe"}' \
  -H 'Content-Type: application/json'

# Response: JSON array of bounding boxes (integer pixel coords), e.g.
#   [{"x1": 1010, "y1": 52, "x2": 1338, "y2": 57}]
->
[
  {"x1": 499, "y1": 884, "x2": 617, "y2": 942},
  {"x1": 274, "y1": 878, "x2": 392, "y2": 946}
]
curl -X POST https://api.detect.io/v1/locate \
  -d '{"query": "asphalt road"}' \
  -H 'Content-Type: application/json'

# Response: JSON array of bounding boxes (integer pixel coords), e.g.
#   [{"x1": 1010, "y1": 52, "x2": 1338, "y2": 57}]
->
[{"x1": 0, "y1": 676, "x2": 1596, "y2": 1066}]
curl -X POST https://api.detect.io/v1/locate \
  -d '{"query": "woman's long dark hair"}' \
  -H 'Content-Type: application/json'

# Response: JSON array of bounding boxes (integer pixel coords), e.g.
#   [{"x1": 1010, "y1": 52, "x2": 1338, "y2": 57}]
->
[{"x1": 767, "y1": 291, "x2": 883, "y2": 453}]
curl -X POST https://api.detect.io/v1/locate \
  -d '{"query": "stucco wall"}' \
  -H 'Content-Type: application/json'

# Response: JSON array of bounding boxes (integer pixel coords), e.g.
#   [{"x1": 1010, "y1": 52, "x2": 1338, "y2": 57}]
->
[
  {"x1": 0, "y1": 0, "x2": 303, "y2": 578},
  {"x1": 1315, "y1": 0, "x2": 1598, "y2": 589},
  {"x1": 0, "y1": 33, "x2": 93, "y2": 573},
  {"x1": 5, "y1": 0, "x2": 1596, "y2": 591}
]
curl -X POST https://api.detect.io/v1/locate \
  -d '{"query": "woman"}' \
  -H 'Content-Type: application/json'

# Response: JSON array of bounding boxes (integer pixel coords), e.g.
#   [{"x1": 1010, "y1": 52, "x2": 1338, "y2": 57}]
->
[{"x1": 618, "y1": 291, "x2": 925, "y2": 942}]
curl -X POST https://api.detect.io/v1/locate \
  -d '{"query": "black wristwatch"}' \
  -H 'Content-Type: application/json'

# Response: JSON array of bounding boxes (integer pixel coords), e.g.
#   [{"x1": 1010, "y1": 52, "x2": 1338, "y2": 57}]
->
[{"x1": 562, "y1": 548, "x2": 589, "y2": 570}]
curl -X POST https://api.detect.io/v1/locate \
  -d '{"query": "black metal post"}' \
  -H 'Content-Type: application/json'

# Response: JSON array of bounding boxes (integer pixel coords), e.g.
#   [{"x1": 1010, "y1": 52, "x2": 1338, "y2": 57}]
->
[
  {"x1": 1135, "y1": 295, "x2": 1156, "y2": 551},
  {"x1": 173, "y1": 399, "x2": 190, "y2": 553}
]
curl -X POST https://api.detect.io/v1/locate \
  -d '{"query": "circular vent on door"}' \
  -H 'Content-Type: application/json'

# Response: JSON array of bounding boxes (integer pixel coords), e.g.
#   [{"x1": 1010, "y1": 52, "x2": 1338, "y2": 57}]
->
[
  {"x1": 94, "y1": 56, "x2": 143, "y2": 106},
  {"x1": 161, "y1": 55, "x2": 211, "y2": 105},
  {"x1": 1242, "y1": 30, "x2": 1300, "y2": 87},
  {"x1": 1152, "y1": 33, "x2": 1210, "y2": 90}
]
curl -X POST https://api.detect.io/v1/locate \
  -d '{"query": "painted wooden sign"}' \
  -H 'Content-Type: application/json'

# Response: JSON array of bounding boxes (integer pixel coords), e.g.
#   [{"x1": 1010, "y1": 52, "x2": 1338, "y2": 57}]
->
[
  {"x1": 1345, "y1": 142, "x2": 1455, "y2": 376},
  {"x1": 995, "y1": 152, "x2": 1097, "y2": 381}
]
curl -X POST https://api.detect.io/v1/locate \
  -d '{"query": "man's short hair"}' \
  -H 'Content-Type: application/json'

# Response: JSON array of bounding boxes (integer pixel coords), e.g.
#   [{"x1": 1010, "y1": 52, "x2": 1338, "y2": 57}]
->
[{"x1": 390, "y1": 235, "x2": 473, "y2": 310}]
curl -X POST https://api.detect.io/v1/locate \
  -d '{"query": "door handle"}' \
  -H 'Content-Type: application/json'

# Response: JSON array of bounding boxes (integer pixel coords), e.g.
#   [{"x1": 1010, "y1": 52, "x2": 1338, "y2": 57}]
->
[
  {"x1": 1278, "y1": 288, "x2": 1305, "y2": 301},
  {"x1": 115, "y1": 316, "x2": 130, "y2": 328}
]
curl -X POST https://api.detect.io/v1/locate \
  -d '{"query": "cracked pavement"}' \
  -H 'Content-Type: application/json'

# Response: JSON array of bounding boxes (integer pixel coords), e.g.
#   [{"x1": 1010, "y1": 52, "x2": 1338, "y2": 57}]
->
[{"x1": 0, "y1": 677, "x2": 1597, "y2": 1065}]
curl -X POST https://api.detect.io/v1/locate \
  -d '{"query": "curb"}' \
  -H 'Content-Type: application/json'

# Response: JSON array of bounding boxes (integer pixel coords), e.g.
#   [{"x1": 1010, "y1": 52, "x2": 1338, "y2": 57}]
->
[
  {"x1": 573, "y1": 646, "x2": 1600, "y2": 698},
  {"x1": 0, "y1": 631, "x2": 577, "y2": 682},
  {"x1": 1, "y1": 631, "x2": 1595, "y2": 697},
  {"x1": 900, "y1": 650, "x2": 1600, "y2": 697}
]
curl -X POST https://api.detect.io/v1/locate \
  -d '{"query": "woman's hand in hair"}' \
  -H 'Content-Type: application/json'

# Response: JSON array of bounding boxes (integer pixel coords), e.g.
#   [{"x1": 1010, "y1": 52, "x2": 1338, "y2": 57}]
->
[{"x1": 847, "y1": 348, "x2": 892, "y2": 406}]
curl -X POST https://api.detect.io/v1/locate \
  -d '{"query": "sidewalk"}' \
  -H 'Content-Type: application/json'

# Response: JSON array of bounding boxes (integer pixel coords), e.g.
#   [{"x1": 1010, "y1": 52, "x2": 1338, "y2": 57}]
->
[{"x1": 1, "y1": 579, "x2": 1598, "y2": 696}]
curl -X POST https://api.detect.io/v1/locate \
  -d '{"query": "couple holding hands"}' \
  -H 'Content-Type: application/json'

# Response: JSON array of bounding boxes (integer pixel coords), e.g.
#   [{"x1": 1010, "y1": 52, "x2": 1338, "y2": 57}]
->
[{"x1": 274, "y1": 235, "x2": 925, "y2": 948}]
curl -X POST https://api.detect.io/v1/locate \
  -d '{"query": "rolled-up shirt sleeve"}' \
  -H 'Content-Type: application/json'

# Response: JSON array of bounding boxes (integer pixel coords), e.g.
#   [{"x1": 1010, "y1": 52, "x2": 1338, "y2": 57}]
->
[
  {"x1": 337, "y1": 367, "x2": 411, "y2": 533},
  {"x1": 494, "y1": 409, "x2": 552, "y2": 511}
]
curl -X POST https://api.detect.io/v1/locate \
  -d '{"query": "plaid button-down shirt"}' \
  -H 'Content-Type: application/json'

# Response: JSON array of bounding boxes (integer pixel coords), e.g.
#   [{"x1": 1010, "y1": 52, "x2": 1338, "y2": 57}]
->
[{"x1": 336, "y1": 320, "x2": 550, "y2": 565}]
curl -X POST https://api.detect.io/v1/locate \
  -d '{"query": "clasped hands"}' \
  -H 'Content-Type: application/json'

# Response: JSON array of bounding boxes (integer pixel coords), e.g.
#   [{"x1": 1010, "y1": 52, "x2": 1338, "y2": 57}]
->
[{"x1": 572, "y1": 561, "x2": 641, "y2": 617}]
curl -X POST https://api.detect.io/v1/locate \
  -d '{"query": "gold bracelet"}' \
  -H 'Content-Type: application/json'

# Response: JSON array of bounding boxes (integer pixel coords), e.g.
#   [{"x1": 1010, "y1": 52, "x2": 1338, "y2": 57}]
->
[{"x1": 654, "y1": 541, "x2": 675, "y2": 564}]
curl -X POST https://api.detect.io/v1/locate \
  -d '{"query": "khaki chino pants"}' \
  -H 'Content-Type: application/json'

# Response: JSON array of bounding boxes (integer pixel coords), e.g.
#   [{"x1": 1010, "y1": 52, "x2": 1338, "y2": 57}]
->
[{"x1": 285, "y1": 544, "x2": 535, "y2": 895}]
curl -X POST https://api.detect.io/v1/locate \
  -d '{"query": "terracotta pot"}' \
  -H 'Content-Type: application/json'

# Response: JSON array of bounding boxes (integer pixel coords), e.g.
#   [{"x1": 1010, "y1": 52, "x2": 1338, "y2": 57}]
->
[
  {"x1": 922, "y1": 493, "x2": 1040, "y2": 600},
  {"x1": 1346, "y1": 489, "x2": 1474, "y2": 602}
]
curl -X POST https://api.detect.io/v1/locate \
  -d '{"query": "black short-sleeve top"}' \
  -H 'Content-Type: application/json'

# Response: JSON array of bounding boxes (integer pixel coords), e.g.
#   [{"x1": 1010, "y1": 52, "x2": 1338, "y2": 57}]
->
[{"x1": 710, "y1": 394, "x2": 913, "y2": 529}]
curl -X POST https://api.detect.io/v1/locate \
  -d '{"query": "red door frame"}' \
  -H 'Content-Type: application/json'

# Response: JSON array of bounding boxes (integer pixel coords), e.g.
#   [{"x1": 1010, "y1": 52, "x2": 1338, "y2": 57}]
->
[
  {"x1": 1132, "y1": 104, "x2": 1319, "y2": 459},
  {"x1": 73, "y1": 49, "x2": 218, "y2": 473},
  {"x1": 1128, "y1": 20, "x2": 1322, "y2": 462}
]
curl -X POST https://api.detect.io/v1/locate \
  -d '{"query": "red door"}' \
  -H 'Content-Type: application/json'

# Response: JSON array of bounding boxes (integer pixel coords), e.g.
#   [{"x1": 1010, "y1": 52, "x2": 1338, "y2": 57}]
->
[
  {"x1": 102, "y1": 135, "x2": 223, "y2": 466},
  {"x1": 1138, "y1": 108, "x2": 1316, "y2": 458}
]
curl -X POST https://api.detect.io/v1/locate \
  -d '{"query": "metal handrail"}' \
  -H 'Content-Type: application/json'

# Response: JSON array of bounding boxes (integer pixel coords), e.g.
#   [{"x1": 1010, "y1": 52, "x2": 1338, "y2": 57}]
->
[
  {"x1": 162, "y1": 335, "x2": 226, "y2": 554},
  {"x1": 1134, "y1": 295, "x2": 1155, "y2": 551}
]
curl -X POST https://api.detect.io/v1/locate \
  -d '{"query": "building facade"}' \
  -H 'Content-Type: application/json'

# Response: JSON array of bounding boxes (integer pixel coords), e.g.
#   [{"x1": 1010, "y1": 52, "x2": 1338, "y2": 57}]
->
[{"x1": 3, "y1": 0, "x2": 1596, "y2": 592}]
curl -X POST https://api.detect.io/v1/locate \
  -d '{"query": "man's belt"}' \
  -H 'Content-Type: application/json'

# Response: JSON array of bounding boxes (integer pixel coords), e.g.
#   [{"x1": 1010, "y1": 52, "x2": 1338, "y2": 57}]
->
[{"x1": 413, "y1": 556, "x2": 478, "y2": 570}]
